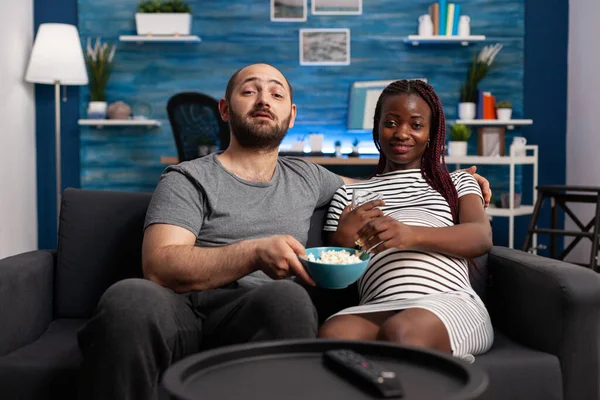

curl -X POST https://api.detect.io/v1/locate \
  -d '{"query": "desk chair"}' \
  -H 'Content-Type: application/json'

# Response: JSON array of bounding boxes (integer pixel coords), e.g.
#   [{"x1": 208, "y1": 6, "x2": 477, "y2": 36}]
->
[
  {"x1": 167, "y1": 92, "x2": 230, "y2": 162},
  {"x1": 523, "y1": 185, "x2": 600, "y2": 270}
]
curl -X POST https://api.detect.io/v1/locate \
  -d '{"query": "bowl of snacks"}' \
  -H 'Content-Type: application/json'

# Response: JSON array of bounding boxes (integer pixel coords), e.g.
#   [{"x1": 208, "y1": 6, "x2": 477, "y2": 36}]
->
[{"x1": 298, "y1": 247, "x2": 371, "y2": 289}]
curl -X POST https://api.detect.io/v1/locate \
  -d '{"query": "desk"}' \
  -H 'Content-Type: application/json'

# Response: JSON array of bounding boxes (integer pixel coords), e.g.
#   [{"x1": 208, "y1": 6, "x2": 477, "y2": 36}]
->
[{"x1": 160, "y1": 155, "x2": 379, "y2": 166}]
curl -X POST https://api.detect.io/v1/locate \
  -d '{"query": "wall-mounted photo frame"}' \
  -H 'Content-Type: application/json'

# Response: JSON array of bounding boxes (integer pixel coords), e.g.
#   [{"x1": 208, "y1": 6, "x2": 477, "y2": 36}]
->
[
  {"x1": 347, "y1": 79, "x2": 429, "y2": 130},
  {"x1": 312, "y1": 0, "x2": 362, "y2": 15},
  {"x1": 299, "y1": 28, "x2": 351, "y2": 66},
  {"x1": 271, "y1": 0, "x2": 307, "y2": 22}
]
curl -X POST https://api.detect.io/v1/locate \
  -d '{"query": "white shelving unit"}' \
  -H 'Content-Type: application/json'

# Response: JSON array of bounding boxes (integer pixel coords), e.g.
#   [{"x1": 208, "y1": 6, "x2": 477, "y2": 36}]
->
[
  {"x1": 403, "y1": 35, "x2": 486, "y2": 46},
  {"x1": 119, "y1": 35, "x2": 201, "y2": 43},
  {"x1": 446, "y1": 144, "x2": 539, "y2": 249},
  {"x1": 78, "y1": 119, "x2": 161, "y2": 129},
  {"x1": 455, "y1": 119, "x2": 533, "y2": 130}
]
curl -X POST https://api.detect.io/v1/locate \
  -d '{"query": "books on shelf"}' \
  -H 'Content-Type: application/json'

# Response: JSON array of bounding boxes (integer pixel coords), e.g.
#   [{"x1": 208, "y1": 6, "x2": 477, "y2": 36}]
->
[{"x1": 426, "y1": 1, "x2": 465, "y2": 37}]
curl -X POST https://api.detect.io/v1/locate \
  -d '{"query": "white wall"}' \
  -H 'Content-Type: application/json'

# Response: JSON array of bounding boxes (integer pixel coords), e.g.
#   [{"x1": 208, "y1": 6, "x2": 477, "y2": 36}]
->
[
  {"x1": 0, "y1": 0, "x2": 37, "y2": 259},
  {"x1": 565, "y1": 0, "x2": 600, "y2": 264}
]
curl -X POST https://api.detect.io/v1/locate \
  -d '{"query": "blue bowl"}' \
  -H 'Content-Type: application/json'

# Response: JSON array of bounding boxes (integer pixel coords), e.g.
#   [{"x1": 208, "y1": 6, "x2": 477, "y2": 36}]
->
[{"x1": 299, "y1": 247, "x2": 371, "y2": 289}]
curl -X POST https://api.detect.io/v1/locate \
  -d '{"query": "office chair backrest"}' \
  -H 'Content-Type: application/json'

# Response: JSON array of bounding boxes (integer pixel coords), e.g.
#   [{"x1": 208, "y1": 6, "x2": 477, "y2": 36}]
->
[{"x1": 166, "y1": 92, "x2": 230, "y2": 161}]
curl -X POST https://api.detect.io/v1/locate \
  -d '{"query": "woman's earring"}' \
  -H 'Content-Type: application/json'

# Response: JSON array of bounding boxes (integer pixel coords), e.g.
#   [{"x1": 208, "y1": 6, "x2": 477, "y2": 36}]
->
[{"x1": 426, "y1": 140, "x2": 430, "y2": 148}]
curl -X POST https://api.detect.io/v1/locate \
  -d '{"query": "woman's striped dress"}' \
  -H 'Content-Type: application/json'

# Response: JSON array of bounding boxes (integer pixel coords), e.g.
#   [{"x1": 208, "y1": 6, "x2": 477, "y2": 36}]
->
[{"x1": 324, "y1": 169, "x2": 494, "y2": 360}]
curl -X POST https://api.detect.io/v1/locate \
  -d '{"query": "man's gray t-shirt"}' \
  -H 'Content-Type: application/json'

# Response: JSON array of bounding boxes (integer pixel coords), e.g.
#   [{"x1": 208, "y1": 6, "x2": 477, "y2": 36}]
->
[{"x1": 144, "y1": 153, "x2": 344, "y2": 286}]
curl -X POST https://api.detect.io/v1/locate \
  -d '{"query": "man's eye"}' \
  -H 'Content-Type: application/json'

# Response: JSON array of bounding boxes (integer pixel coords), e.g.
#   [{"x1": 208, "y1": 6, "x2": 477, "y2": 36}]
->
[
  {"x1": 273, "y1": 93, "x2": 283, "y2": 99},
  {"x1": 243, "y1": 90, "x2": 254, "y2": 95}
]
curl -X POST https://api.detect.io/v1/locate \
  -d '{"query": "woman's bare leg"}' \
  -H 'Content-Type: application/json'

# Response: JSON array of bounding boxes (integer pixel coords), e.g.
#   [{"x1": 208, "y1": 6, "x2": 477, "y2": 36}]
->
[
  {"x1": 377, "y1": 308, "x2": 451, "y2": 353},
  {"x1": 318, "y1": 311, "x2": 395, "y2": 341}
]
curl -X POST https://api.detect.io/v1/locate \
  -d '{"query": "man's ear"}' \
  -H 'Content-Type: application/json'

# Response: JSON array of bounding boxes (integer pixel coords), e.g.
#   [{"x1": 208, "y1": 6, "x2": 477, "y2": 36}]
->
[
  {"x1": 288, "y1": 104, "x2": 297, "y2": 129},
  {"x1": 218, "y1": 98, "x2": 230, "y2": 122}
]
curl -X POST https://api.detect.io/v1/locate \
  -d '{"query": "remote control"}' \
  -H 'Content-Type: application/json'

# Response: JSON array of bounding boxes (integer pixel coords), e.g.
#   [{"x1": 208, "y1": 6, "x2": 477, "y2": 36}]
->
[{"x1": 323, "y1": 349, "x2": 404, "y2": 398}]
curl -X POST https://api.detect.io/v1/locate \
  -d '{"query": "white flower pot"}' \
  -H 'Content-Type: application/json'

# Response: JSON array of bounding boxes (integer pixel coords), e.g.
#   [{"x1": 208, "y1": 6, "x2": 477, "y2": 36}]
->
[
  {"x1": 87, "y1": 101, "x2": 108, "y2": 119},
  {"x1": 496, "y1": 108, "x2": 513, "y2": 121},
  {"x1": 458, "y1": 102, "x2": 476, "y2": 120},
  {"x1": 447, "y1": 141, "x2": 468, "y2": 156},
  {"x1": 335, "y1": 145, "x2": 342, "y2": 157},
  {"x1": 135, "y1": 13, "x2": 192, "y2": 36}
]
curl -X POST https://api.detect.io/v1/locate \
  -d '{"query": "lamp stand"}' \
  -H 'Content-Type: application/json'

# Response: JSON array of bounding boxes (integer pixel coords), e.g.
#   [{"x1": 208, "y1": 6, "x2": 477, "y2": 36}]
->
[{"x1": 54, "y1": 81, "x2": 62, "y2": 223}]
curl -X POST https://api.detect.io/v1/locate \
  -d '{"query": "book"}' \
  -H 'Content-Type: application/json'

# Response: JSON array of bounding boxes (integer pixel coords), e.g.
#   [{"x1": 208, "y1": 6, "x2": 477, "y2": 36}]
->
[
  {"x1": 476, "y1": 88, "x2": 484, "y2": 119},
  {"x1": 431, "y1": 2, "x2": 440, "y2": 35},
  {"x1": 446, "y1": 3, "x2": 455, "y2": 36},
  {"x1": 439, "y1": 0, "x2": 447, "y2": 36},
  {"x1": 452, "y1": 4, "x2": 461, "y2": 35},
  {"x1": 483, "y1": 92, "x2": 496, "y2": 119}
]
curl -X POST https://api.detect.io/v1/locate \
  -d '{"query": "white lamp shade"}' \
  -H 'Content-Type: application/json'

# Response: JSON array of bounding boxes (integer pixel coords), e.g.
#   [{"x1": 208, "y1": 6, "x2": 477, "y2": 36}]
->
[{"x1": 25, "y1": 23, "x2": 88, "y2": 86}]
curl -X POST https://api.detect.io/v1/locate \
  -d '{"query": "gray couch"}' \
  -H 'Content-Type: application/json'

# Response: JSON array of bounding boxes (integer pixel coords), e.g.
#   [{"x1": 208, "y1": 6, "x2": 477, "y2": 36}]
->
[{"x1": 1, "y1": 188, "x2": 599, "y2": 399}]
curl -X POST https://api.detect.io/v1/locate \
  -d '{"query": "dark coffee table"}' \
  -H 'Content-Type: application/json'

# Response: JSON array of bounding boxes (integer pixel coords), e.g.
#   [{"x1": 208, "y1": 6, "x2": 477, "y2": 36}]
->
[{"x1": 162, "y1": 339, "x2": 488, "y2": 400}]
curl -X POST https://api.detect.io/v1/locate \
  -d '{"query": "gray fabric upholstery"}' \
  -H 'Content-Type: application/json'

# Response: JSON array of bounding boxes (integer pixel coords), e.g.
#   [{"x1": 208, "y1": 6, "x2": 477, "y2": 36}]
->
[
  {"x1": 0, "y1": 319, "x2": 85, "y2": 400},
  {"x1": 55, "y1": 189, "x2": 151, "y2": 318},
  {"x1": 487, "y1": 246, "x2": 600, "y2": 400},
  {"x1": 1, "y1": 189, "x2": 599, "y2": 400},
  {"x1": 0, "y1": 250, "x2": 54, "y2": 357},
  {"x1": 476, "y1": 332, "x2": 562, "y2": 400}
]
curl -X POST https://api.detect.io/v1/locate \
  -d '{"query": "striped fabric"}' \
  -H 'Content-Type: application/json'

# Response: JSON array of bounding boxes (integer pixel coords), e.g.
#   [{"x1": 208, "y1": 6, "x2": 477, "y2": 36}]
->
[{"x1": 323, "y1": 169, "x2": 493, "y2": 358}]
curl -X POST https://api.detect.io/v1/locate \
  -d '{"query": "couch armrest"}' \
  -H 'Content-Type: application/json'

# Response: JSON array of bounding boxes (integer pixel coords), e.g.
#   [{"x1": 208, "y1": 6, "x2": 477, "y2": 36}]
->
[
  {"x1": 487, "y1": 246, "x2": 600, "y2": 400},
  {"x1": 0, "y1": 250, "x2": 55, "y2": 357}
]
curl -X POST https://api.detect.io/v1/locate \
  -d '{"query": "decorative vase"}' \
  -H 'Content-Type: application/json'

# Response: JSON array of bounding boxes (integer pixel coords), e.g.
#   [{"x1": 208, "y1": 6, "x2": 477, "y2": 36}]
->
[
  {"x1": 135, "y1": 13, "x2": 192, "y2": 36},
  {"x1": 335, "y1": 145, "x2": 342, "y2": 157},
  {"x1": 87, "y1": 101, "x2": 108, "y2": 119},
  {"x1": 496, "y1": 108, "x2": 513, "y2": 121},
  {"x1": 447, "y1": 141, "x2": 468, "y2": 156},
  {"x1": 107, "y1": 101, "x2": 132, "y2": 120},
  {"x1": 458, "y1": 102, "x2": 476, "y2": 120},
  {"x1": 309, "y1": 134, "x2": 324, "y2": 153}
]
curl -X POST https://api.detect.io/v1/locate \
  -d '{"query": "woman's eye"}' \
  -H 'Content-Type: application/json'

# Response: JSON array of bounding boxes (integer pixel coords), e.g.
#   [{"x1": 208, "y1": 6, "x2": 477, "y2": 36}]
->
[
  {"x1": 384, "y1": 120, "x2": 397, "y2": 127},
  {"x1": 412, "y1": 123, "x2": 423, "y2": 129}
]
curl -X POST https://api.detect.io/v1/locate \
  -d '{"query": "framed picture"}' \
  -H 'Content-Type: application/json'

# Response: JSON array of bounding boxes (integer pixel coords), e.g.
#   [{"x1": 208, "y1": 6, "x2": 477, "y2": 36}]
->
[
  {"x1": 347, "y1": 79, "x2": 429, "y2": 130},
  {"x1": 299, "y1": 28, "x2": 351, "y2": 66},
  {"x1": 477, "y1": 127, "x2": 506, "y2": 156},
  {"x1": 312, "y1": 0, "x2": 362, "y2": 15},
  {"x1": 271, "y1": 0, "x2": 307, "y2": 22}
]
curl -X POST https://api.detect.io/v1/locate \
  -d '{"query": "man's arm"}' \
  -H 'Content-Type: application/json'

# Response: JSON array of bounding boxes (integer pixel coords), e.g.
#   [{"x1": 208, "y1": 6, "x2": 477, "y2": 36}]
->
[
  {"x1": 142, "y1": 224, "x2": 314, "y2": 293},
  {"x1": 338, "y1": 165, "x2": 491, "y2": 206}
]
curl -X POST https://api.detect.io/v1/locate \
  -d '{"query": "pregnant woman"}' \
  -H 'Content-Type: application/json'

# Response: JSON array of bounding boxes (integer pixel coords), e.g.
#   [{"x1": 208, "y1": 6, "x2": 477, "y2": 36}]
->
[{"x1": 318, "y1": 79, "x2": 494, "y2": 361}]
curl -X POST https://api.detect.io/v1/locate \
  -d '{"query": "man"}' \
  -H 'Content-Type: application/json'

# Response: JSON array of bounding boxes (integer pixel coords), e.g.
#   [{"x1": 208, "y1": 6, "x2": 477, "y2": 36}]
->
[{"x1": 78, "y1": 63, "x2": 491, "y2": 399}]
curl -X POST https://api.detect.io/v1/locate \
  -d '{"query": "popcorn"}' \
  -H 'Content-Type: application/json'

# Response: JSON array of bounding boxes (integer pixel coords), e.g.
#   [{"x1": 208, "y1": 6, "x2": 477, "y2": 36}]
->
[{"x1": 307, "y1": 249, "x2": 362, "y2": 264}]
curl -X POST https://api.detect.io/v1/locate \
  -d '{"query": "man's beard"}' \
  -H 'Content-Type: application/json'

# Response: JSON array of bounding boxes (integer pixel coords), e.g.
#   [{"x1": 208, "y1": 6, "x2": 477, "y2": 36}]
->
[{"x1": 229, "y1": 106, "x2": 291, "y2": 151}]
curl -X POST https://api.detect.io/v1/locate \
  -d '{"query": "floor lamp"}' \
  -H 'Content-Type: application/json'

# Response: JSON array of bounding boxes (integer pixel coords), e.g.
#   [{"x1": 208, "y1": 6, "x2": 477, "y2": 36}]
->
[{"x1": 25, "y1": 23, "x2": 88, "y2": 222}]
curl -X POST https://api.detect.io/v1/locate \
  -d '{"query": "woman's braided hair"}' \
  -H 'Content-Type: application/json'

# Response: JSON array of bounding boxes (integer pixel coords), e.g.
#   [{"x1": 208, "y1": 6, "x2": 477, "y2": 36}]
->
[{"x1": 371, "y1": 79, "x2": 459, "y2": 223}]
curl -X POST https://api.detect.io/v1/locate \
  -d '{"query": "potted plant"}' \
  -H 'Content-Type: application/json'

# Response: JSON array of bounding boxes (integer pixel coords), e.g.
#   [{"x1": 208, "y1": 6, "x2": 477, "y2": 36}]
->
[
  {"x1": 350, "y1": 138, "x2": 360, "y2": 156},
  {"x1": 84, "y1": 38, "x2": 117, "y2": 119},
  {"x1": 459, "y1": 43, "x2": 503, "y2": 120},
  {"x1": 334, "y1": 140, "x2": 342, "y2": 157},
  {"x1": 136, "y1": 0, "x2": 192, "y2": 36},
  {"x1": 496, "y1": 100, "x2": 513, "y2": 121},
  {"x1": 448, "y1": 124, "x2": 472, "y2": 156}
]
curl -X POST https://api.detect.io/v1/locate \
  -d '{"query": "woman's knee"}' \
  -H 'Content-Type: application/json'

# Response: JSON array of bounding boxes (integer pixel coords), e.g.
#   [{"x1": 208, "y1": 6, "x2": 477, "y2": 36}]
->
[{"x1": 378, "y1": 319, "x2": 426, "y2": 346}]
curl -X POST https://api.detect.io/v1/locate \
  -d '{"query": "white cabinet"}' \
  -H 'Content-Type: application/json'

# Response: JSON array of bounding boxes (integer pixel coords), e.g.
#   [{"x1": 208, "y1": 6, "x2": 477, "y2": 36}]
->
[{"x1": 446, "y1": 144, "x2": 539, "y2": 249}]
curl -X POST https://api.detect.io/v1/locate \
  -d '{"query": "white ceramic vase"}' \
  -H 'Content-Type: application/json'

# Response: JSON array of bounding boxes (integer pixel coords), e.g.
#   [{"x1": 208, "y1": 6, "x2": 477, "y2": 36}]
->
[
  {"x1": 447, "y1": 141, "x2": 468, "y2": 156},
  {"x1": 87, "y1": 101, "x2": 108, "y2": 119},
  {"x1": 496, "y1": 108, "x2": 513, "y2": 121},
  {"x1": 458, "y1": 102, "x2": 476, "y2": 120},
  {"x1": 135, "y1": 13, "x2": 192, "y2": 36}
]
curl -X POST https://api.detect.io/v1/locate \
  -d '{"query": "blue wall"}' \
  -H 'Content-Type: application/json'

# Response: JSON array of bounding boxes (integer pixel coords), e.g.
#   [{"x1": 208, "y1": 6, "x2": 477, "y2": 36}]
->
[
  {"x1": 35, "y1": 0, "x2": 568, "y2": 251},
  {"x1": 34, "y1": 0, "x2": 81, "y2": 249}
]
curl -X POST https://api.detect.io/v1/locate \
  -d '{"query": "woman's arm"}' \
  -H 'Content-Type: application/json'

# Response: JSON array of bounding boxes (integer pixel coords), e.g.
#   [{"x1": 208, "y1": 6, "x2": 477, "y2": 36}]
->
[{"x1": 356, "y1": 194, "x2": 492, "y2": 258}]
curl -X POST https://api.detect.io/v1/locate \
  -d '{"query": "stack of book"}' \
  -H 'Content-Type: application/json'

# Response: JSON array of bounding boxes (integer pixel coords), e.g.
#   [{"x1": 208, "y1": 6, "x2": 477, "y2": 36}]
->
[
  {"x1": 477, "y1": 90, "x2": 497, "y2": 120},
  {"x1": 428, "y1": 1, "x2": 463, "y2": 36}
]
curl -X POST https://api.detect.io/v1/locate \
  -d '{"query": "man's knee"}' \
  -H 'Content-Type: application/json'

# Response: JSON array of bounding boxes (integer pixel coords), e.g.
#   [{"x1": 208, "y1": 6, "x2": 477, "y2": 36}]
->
[
  {"x1": 249, "y1": 280, "x2": 317, "y2": 334},
  {"x1": 80, "y1": 278, "x2": 174, "y2": 343}
]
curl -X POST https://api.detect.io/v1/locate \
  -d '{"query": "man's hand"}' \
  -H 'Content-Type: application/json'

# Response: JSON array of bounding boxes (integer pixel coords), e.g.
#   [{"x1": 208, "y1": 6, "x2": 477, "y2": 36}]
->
[
  {"x1": 332, "y1": 200, "x2": 385, "y2": 248},
  {"x1": 356, "y1": 216, "x2": 415, "y2": 254},
  {"x1": 464, "y1": 166, "x2": 491, "y2": 208},
  {"x1": 254, "y1": 235, "x2": 316, "y2": 286}
]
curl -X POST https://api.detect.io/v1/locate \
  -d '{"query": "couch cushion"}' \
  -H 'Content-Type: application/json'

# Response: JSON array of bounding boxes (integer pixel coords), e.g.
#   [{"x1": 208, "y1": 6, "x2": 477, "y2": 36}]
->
[
  {"x1": 0, "y1": 319, "x2": 85, "y2": 400},
  {"x1": 475, "y1": 331, "x2": 562, "y2": 400},
  {"x1": 56, "y1": 189, "x2": 152, "y2": 318}
]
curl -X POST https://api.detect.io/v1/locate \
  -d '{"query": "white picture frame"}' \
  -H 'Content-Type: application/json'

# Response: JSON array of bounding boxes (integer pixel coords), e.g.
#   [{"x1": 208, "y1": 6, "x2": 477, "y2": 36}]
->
[
  {"x1": 271, "y1": 0, "x2": 307, "y2": 22},
  {"x1": 299, "y1": 28, "x2": 351, "y2": 66},
  {"x1": 312, "y1": 0, "x2": 362, "y2": 15}
]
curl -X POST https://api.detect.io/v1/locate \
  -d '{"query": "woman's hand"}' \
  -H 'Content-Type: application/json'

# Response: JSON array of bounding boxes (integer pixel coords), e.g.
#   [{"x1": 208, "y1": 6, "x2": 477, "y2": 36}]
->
[
  {"x1": 331, "y1": 200, "x2": 385, "y2": 248},
  {"x1": 356, "y1": 216, "x2": 415, "y2": 254}
]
